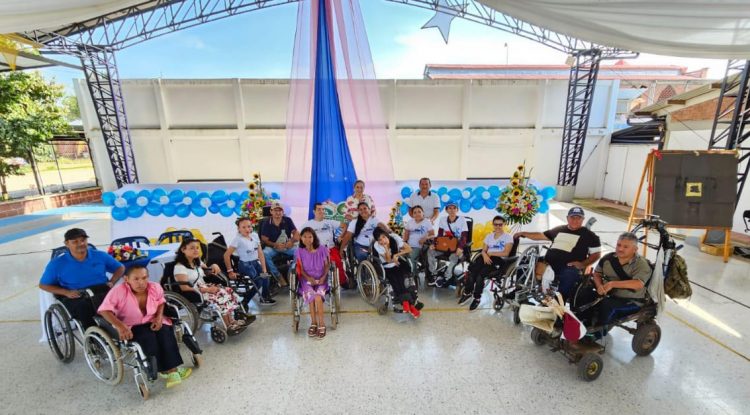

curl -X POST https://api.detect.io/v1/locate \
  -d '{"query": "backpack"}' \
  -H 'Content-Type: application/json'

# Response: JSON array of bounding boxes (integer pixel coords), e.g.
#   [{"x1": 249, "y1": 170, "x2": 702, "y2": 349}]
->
[{"x1": 664, "y1": 254, "x2": 691, "y2": 299}]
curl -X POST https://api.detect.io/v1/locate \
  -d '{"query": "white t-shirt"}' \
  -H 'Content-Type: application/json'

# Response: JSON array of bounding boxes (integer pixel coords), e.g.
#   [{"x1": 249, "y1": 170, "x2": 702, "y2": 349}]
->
[
  {"x1": 484, "y1": 232, "x2": 514, "y2": 254},
  {"x1": 373, "y1": 234, "x2": 404, "y2": 269},
  {"x1": 347, "y1": 215, "x2": 381, "y2": 247},
  {"x1": 405, "y1": 218, "x2": 434, "y2": 248},
  {"x1": 173, "y1": 263, "x2": 206, "y2": 294},
  {"x1": 229, "y1": 232, "x2": 261, "y2": 262},
  {"x1": 408, "y1": 192, "x2": 440, "y2": 217},
  {"x1": 303, "y1": 219, "x2": 341, "y2": 248},
  {"x1": 437, "y1": 215, "x2": 468, "y2": 238}
]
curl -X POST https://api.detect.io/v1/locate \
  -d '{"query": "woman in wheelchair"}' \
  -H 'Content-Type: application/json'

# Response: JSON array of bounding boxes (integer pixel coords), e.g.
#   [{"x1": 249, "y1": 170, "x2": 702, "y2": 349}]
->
[
  {"x1": 461, "y1": 215, "x2": 514, "y2": 311},
  {"x1": 174, "y1": 238, "x2": 248, "y2": 331},
  {"x1": 295, "y1": 227, "x2": 331, "y2": 338},
  {"x1": 339, "y1": 202, "x2": 389, "y2": 263},
  {"x1": 225, "y1": 217, "x2": 275, "y2": 306},
  {"x1": 372, "y1": 228, "x2": 421, "y2": 319},
  {"x1": 98, "y1": 265, "x2": 192, "y2": 388},
  {"x1": 402, "y1": 205, "x2": 434, "y2": 271},
  {"x1": 427, "y1": 202, "x2": 469, "y2": 287}
]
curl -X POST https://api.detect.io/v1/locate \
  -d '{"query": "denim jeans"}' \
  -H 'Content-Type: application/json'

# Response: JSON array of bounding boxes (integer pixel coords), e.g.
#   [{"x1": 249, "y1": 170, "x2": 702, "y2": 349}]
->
[
  {"x1": 238, "y1": 259, "x2": 269, "y2": 301},
  {"x1": 555, "y1": 266, "x2": 581, "y2": 302},
  {"x1": 262, "y1": 247, "x2": 297, "y2": 276},
  {"x1": 352, "y1": 243, "x2": 370, "y2": 262}
]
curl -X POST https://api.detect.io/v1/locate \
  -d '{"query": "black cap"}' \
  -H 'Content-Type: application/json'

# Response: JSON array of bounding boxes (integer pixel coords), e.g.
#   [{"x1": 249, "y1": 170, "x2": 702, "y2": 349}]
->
[
  {"x1": 64, "y1": 228, "x2": 89, "y2": 241},
  {"x1": 567, "y1": 207, "x2": 585, "y2": 217}
]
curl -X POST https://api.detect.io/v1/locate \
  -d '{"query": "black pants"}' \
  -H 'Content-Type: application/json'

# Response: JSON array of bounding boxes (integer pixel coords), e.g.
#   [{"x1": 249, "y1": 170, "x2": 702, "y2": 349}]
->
[
  {"x1": 466, "y1": 256, "x2": 505, "y2": 299},
  {"x1": 59, "y1": 284, "x2": 110, "y2": 329},
  {"x1": 573, "y1": 287, "x2": 641, "y2": 327},
  {"x1": 131, "y1": 323, "x2": 184, "y2": 372},
  {"x1": 384, "y1": 266, "x2": 413, "y2": 304}
]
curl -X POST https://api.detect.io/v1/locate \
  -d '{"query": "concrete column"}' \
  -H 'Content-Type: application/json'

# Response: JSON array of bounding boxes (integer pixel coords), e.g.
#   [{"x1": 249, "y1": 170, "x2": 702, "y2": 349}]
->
[
  {"x1": 233, "y1": 78, "x2": 250, "y2": 181},
  {"x1": 460, "y1": 80, "x2": 472, "y2": 179},
  {"x1": 153, "y1": 79, "x2": 177, "y2": 183}
]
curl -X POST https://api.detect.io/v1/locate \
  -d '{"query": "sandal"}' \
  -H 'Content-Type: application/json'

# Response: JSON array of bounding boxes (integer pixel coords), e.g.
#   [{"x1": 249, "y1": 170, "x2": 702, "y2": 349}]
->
[
  {"x1": 307, "y1": 325, "x2": 318, "y2": 337},
  {"x1": 317, "y1": 326, "x2": 326, "y2": 339}
]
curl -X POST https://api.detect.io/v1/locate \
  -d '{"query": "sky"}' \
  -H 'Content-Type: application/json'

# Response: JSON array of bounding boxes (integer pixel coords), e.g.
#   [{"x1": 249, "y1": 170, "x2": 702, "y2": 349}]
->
[{"x1": 41, "y1": 0, "x2": 732, "y2": 95}]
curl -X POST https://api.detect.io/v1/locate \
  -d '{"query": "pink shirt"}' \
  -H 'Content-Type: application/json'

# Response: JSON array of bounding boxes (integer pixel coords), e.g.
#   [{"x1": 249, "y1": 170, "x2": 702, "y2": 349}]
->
[{"x1": 98, "y1": 281, "x2": 171, "y2": 328}]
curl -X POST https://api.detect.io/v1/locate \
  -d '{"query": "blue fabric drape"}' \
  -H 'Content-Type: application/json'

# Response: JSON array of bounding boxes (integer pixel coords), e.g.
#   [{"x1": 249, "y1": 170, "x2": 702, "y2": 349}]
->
[{"x1": 308, "y1": 0, "x2": 358, "y2": 219}]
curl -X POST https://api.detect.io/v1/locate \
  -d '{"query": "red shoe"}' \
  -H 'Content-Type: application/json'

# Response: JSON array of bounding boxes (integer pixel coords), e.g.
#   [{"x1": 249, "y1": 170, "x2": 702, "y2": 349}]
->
[
  {"x1": 408, "y1": 302, "x2": 421, "y2": 319},
  {"x1": 402, "y1": 301, "x2": 411, "y2": 313}
]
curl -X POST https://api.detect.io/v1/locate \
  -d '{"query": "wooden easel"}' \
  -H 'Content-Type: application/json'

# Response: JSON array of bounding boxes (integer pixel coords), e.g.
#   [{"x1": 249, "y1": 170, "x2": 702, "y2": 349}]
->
[{"x1": 627, "y1": 150, "x2": 732, "y2": 263}]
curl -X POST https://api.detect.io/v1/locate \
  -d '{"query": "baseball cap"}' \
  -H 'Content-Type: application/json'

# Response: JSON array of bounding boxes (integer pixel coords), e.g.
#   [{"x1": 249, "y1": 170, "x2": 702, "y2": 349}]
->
[
  {"x1": 64, "y1": 228, "x2": 89, "y2": 241},
  {"x1": 270, "y1": 201, "x2": 284, "y2": 211},
  {"x1": 567, "y1": 207, "x2": 585, "y2": 217},
  {"x1": 445, "y1": 201, "x2": 458, "y2": 208}
]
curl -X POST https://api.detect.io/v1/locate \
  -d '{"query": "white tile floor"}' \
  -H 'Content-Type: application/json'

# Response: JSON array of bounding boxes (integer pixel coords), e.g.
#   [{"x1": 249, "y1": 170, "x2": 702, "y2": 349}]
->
[{"x1": 0, "y1": 203, "x2": 748, "y2": 414}]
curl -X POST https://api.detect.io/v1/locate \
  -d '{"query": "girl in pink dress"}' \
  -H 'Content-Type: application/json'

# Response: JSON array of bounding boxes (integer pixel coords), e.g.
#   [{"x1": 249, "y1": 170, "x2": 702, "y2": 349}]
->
[{"x1": 294, "y1": 227, "x2": 330, "y2": 339}]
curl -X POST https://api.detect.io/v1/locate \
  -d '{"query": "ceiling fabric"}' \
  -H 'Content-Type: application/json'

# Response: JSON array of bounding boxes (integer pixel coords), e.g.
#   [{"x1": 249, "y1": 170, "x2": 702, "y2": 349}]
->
[{"x1": 0, "y1": 0, "x2": 146, "y2": 34}]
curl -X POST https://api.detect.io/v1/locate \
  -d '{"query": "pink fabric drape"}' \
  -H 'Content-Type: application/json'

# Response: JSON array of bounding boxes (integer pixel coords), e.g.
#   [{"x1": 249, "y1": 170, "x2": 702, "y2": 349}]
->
[{"x1": 283, "y1": 0, "x2": 398, "y2": 218}]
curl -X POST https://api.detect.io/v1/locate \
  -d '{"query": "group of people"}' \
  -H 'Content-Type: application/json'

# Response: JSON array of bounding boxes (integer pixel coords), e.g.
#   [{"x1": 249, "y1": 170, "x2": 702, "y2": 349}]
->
[{"x1": 39, "y1": 178, "x2": 654, "y2": 389}]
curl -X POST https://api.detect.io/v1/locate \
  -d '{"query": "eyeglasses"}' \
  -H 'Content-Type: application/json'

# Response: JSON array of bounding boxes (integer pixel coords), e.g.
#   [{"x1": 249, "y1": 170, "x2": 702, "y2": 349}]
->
[{"x1": 493, "y1": 223, "x2": 504, "y2": 227}]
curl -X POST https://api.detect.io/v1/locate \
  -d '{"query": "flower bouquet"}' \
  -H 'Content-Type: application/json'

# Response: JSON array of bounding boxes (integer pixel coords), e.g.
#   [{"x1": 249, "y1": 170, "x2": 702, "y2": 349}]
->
[
  {"x1": 388, "y1": 201, "x2": 405, "y2": 236},
  {"x1": 496, "y1": 163, "x2": 539, "y2": 225},
  {"x1": 240, "y1": 172, "x2": 272, "y2": 230},
  {"x1": 108, "y1": 244, "x2": 146, "y2": 262}
]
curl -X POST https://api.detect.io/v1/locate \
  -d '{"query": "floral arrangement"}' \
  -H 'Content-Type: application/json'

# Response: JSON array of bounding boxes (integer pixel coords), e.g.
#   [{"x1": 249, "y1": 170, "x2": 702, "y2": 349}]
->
[
  {"x1": 108, "y1": 244, "x2": 145, "y2": 262},
  {"x1": 240, "y1": 172, "x2": 273, "y2": 229},
  {"x1": 388, "y1": 201, "x2": 405, "y2": 235},
  {"x1": 496, "y1": 163, "x2": 539, "y2": 225}
]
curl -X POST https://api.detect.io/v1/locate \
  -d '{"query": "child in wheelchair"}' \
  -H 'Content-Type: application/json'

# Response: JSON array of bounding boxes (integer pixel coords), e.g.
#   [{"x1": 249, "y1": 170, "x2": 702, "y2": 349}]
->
[
  {"x1": 224, "y1": 217, "x2": 276, "y2": 306},
  {"x1": 402, "y1": 205, "x2": 434, "y2": 279},
  {"x1": 173, "y1": 238, "x2": 248, "y2": 331},
  {"x1": 427, "y1": 202, "x2": 470, "y2": 288},
  {"x1": 98, "y1": 265, "x2": 193, "y2": 388},
  {"x1": 295, "y1": 227, "x2": 331, "y2": 338},
  {"x1": 373, "y1": 228, "x2": 421, "y2": 318}
]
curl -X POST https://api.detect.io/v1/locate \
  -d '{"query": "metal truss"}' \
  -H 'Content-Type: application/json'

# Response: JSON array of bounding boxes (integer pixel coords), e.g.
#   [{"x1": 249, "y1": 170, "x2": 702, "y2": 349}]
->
[
  {"x1": 557, "y1": 49, "x2": 603, "y2": 187},
  {"x1": 709, "y1": 59, "x2": 750, "y2": 206}
]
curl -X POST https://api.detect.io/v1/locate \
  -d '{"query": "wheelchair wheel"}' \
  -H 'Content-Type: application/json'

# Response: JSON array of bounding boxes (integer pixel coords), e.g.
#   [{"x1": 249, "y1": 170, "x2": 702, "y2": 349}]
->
[
  {"x1": 211, "y1": 327, "x2": 227, "y2": 344},
  {"x1": 330, "y1": 272, "x2": 340, "y2": 330},
  {"x1": 632, "y1": 322, "x2": 661, "y2": 356},
  {"x1": 135, "y1": 372, "x2": 149, "y2": 401},
  {"x1": 577, "y1": 352, "x2": 603, "y2": 381},
  {"x1": 530, "y1": 327, "x2": 546, "y2": 346},
  {"x1": 44, "y1": 304, "x2": 75, "y2": 363},
  {"x1": 191, "y1": 353, "x2": 204, "y2": 368},
  {"x1": 83, "y1": 326, "x2": 123, "y2": 385},
  {"x1": 377, "y1": 301, "x2": 388, "y2": 315},
  {"x1": 164, "y1": 292, "x2": 199, "y2": 333},
  {"x1": 289, "y1": 270, "x2": 300, "y2": 333},
  {"x1": 512, "y1": 306, "x2": 521, "y2": 325},
  {"x1": 357, "y1": 261, "x2": 380, "y2": 305},
  {"x1": 492, "y1": 295, "x2": 505, "y2": 311}
]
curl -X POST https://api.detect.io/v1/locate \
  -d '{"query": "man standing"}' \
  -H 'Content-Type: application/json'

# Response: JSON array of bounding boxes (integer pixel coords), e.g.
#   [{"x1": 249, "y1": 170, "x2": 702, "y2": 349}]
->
[
  {"x1": 260, "y1": 202, "x2": 299, "y2": 286},
  {"x1": 39, "y1": 228, "x2": 125, "y2": 329},
  {"x1": 514, "y1": 207, "x2": 601, "y2": 301},
  {"x1": 407, "y1": 177, "x2": 440, "y2": 223}
]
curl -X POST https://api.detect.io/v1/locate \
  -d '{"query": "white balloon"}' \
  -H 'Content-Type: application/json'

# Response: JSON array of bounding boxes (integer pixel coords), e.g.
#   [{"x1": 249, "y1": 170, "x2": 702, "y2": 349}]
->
[
  {"x1": 136, "y1": 196, "x2": 148, "y2": 207},
  {"x1": 159, "y1": 195, "x2": 170, "y2": 205},
  {"x1": 226, "y1": 200, "x2": 236, "y2": 209},
  {"x1": 441, "y1": 194, "x2": 450, "y2": 202},
  {"x1": 182, "y1": 197, "x2": 193, "y2": 206},
  {"x1": 114, "y1": 198, "x2": 127, "y2": 208},
  {"x1": 200, "y1": 198, "x2": 212, "y2": 208},
  {"x1": 462, "y1": 190, "x2": 471, "y2": 199},
  {"x1": 482, "y1": 191, "x2": 490, "y2": 200}
]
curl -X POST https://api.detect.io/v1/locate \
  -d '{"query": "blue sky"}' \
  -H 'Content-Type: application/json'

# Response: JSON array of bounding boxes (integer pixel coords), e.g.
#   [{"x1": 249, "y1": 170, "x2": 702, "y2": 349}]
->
[{"x1": 41, "y1": 0, "x2": 729, "y2": 95}]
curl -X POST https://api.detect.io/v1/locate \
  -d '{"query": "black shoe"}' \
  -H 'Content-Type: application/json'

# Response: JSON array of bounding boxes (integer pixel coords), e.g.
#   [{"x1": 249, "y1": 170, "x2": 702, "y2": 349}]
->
[
  {"x1": 458, "y1": 292, "x2": 472, "y2": 305},
  {"x1": 469, "y1": 298, "x2": 481, "y2": 311},
  {"x1": 259, "y1": 297, "x2": 277, "y2": 306},
  {"x1": 414, "y1": 301, "x2": 424, "y2": 310},
  {"x1": 435, "y1": 277, "x2": 446, "y2": 288}
]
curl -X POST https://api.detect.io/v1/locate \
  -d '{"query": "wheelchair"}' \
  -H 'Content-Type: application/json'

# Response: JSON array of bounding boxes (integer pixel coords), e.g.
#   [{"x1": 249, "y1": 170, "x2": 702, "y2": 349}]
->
[
  {"x1": 526, "y1": 216, "x2": 678, "y2": 381},
  {"x1": 82, "y1": 303, "x2": 203, "y2": 400},
  {"x1": 159, "y1": 262, "x2": 251, "y2": 344},
  {"x1": 422, "y1": 217, "x2": 474, "y2": 296},
  {"x1": 355, "y1": 243, "x2": 421, "y2": 315},
  {"x1": 206, "y1": 232, "x2": 273, "y2": 306},
  {"x1": 288, "y1": 261, "x2": 341, "y2": 332}
]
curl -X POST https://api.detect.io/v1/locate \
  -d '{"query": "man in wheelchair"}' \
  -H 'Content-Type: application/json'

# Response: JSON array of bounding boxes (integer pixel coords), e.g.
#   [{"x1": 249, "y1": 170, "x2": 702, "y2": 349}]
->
[
  {"x1": 39, "y1": 228, "x2": 125, "y2": 329},
  {"x1": 514, "y1": 207, "x2": 601, "y2": 301},
  {"x1": 260, "y1": 201, "x2": 299, "y2": 287},
  {"x1": 572, "y1": 232, "x2": 651, "y2": 333}
]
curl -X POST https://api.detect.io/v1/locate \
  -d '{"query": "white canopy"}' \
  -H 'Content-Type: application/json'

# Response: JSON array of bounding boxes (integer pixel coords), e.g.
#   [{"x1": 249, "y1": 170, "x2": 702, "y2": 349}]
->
[
  {"x1": 477, "y1": 0, "x2": 750, "y2": 59},
  {"x1": 1, "y1": 1, "x2": 749, "y2": 59}
]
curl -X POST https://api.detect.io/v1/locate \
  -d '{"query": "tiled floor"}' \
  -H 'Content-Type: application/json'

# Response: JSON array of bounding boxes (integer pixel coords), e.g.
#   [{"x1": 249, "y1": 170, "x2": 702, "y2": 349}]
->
[{"x1": 0, "y1": 203, "x2": 747, "y2": 414}]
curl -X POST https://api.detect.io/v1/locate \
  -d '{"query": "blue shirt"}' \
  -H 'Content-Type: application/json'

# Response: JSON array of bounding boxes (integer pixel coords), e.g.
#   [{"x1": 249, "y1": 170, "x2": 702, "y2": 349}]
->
[{"x1": 40, "y1": 247, "x2": 123, "y2": 290}]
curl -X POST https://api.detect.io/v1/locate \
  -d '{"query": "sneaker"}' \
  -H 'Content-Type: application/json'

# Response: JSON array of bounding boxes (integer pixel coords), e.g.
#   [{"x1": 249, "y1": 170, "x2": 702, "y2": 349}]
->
[
  {"x1": 469, "y1": 298, "x2": 481, "y2": 311},
  {"x1": 177, "y1": 367, "x2": 192, "y2": 380},
  {"x1": 458, "y1": 292, "x2": 472, "y2": 305},
  {"x1": 408, "y1": 303, "x2": 421, "y2": 319},
  {"x1": 165, "y1": 371, "x2": 182, "y2": 388},
  {"x1": 259, "y1": 297, "x2": 277, "y2": 306}
]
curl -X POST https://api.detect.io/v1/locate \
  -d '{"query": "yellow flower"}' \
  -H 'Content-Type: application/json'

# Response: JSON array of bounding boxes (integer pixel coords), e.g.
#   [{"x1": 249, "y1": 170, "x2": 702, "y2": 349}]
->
[
  {"x1": 396, "y1": 201, "x2": 402, "y2": 206},
  {"x1": 254, "y1": 200, "x2": 263, "y2": 208},
  {"x1": 249, "y1": 191, "x2": 256, "y2": 198},
  {"x1": 511, "y1": 180, "x2": 519, "y2": 187},
  {"x1": 513, "y1": 190, "x2": 521, "y2": 196},
  {"x1": 253, "y1": 173, "x2": 260, "y2": 180},
  {"x1": 517, "y1": 164, "x2": 524, "y2": 171},
  {"x1": 248, "y1": 183, "x2": 256, "y2": 190}
]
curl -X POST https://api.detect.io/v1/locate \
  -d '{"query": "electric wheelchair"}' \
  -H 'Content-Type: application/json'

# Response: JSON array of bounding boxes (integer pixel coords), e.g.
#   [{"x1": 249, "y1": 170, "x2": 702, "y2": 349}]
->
[
  {"x1": 526, "y1": 216, "x2": 676, "y2": 381},
  {"x1": 288, "y1": 261, "x2": 341, "y2": 332},
  {"x1": 354, "y1": 241, "x2": 421, "y2": 315},
  {"x1": 159, "y1": 262, "x2": 251, "y2": 344}
]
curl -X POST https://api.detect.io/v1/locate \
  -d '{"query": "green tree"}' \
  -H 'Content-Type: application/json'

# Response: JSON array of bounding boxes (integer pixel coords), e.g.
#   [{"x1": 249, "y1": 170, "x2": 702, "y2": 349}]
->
[
  {"x1": 62, "y1": 95, "x2": 80, "y2": 122},
  {"x1": 0, "y1": 71, "x2": 70, "y2": 199}
]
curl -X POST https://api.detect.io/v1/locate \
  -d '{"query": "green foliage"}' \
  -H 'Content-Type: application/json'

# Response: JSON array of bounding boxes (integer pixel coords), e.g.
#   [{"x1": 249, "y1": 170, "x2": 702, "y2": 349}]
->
[
  {"x1": 0, "y1": 71, "x2": 70, "y2": 197},
  {"x1": 62, "y1": 95, "x2": 80, "y2": 121}
]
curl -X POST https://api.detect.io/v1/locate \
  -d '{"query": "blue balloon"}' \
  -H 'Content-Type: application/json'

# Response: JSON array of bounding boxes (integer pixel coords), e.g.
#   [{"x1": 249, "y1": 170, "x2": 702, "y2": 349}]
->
[
  {"x1": 146, "y1": 203, "x2": 161, "y2": 216},
  {"x1": 176, "y1": 204, "x2": 191, "y2": 218},
  {"x1": 271, "y1": 192, "x2": 280, "y2": 200},
  {"x1": 168, "y1": 189, "x2": 184, "y2": 203},
  {"x1": 151, "y1": 188, "x2": 167, "y2": 201},
  {"x1": 137, "y1": 189, "x2": 151, "y2": 200},
  {"x1": 437, "y1": 186, "x2": 448, "y2": 195},
  {"x1": 472, "y1": 197, "x2": 485, "y2": 210},
  {"x1": 400, "y1": 203, "x2": 409, "y2": 216},
  {"x1": 127, "y1": 205, "x2": 144, "y2": 218},
  {"x1": 485, "y1": 198, "x2": 497, "y2": 209},
  {"x1": 219, "y1": 206, "x2": 233, "y2": 217},
  {"x1": 240, "y1": 191, "x2": 249, "y2": 200},
  {"x1": 400, "y1": 186, "x2": 412, "y2": 199},
  {"x1": 229, "y1": 192, "x2": 241, "y2": 202},
  {"x1": 459, "y1": 199, "x2": 471, "y2": 213},
  {"x1": 162, "y1": 204, "x2": 176, "y2": 217},
  {"x1": 234, "y1": 205, "x2": 243, "y2": 215},
  {"x1": 448, "y1": 188, "x2": 462, "y2": 200},
  {"x1": 101, "y1": 192, "x2": 116, "y2": 206},
  {"x1": 191, "y1": 205, "x2": 207, "y2": 217},
  {"x1": 473, "y1": 186, "x2": 486, "y2": 197},
  {"x1": 112, "y1": 207, "x2": 128, "y2": 221},
  {"x1": 185, "y1": 190, "x2": 198, "y2": 200},
  {"x1": 122, "y1": 190, "x2": 137, "y2": 202},
  {"x1": 489, "y1": 185, "x2": 501, "y2": 198},
  {"x1": 542, "y1": 186, "x2": 557, "y2": 200},
  {"x1": 211, "y1": 190, "x2": 228, "y2": 204},
  {"x1": 539, "y1": 200, "x2": 550, "y2": 213},
  {"x1": 196, "y1": 191, "x2": 210, "y2": 201},
  {"x1": 209, "y1": 205, "x2": 220, "y2": 214}
]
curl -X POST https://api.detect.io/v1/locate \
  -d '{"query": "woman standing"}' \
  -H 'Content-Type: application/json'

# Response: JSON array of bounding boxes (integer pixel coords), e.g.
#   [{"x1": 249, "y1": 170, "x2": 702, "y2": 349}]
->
[{"x1": 344, "y1": 180, "x2": 376, "y2": 221}]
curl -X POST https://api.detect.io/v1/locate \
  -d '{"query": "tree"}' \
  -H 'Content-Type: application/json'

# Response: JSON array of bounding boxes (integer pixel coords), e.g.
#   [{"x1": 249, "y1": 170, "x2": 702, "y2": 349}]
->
[
  {"x1": 0, "y1": 71, "x2": 70, "y2": 199},
  {"x1": 62, "y1": 95, "x2": 80, "y2": 122}
]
